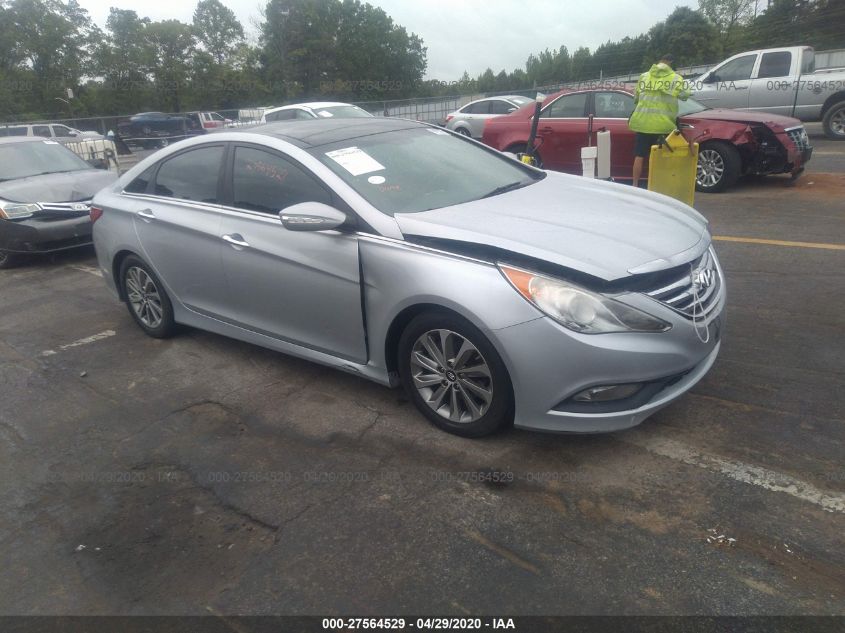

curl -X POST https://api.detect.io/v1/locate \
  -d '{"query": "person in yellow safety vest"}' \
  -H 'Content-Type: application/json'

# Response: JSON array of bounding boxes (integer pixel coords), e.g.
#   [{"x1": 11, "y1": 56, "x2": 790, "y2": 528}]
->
[{"x1": 629, "y1": 54, "x2": 691, "y2": 188}]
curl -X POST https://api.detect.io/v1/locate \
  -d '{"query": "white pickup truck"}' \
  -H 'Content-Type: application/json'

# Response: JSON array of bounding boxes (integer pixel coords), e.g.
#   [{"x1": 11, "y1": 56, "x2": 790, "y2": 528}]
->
[{"x1": 692, "y1": 46, "x2": 845, "y2": 140}]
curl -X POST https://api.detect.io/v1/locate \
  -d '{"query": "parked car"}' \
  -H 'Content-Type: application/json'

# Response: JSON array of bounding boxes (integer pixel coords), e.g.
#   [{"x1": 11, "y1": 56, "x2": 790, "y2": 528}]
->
[
  {"x1": 92, "y1": 118, "x2": 724, "y2": 437},
  {"x1": 482, "y1": 88, "x2": 812, "y2": 192},
  {"x1": 0, "y1": 122, "x2": 100, "y2": 139},
  {"x1": 0, "y1": 137, "x2": 117, "y2": 268},
  {"x1": 261, "y1": 102, "x2": 373, "y2": 122},
  {"x1": 691, "y1": 46, "x2": 845, "y2": 140},
  {"x1": 188, "y1": 111, "x2": 231, "y2": 130},
  {"x1": 117, "y1": 112, "x2": 194, "y2": 148},
  {"x1": 0, "y1": 122, "x2": 121, "y2": 171},
  {"x1": 445, "y1": 95, "x2": 534, "y2": 138}
]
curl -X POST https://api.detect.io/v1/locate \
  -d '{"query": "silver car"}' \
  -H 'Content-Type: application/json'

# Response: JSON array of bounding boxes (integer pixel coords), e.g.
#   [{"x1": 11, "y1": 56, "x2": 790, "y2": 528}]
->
[
  {"x1": 92, "y1": 118, "x2": 724, "y2": 437},
  {"x1": 445, "y1": 96, "x2": 533, "y2": 138}
]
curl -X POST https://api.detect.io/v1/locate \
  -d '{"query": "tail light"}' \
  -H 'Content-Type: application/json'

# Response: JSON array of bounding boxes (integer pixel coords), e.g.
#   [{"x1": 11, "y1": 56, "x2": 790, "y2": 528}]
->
[
  {"x1": 90, "y1": 206, "x2": 103, "y2": 223},
  {"x1": 445, "y1": 115, "x2": 454, "y2": 123}
]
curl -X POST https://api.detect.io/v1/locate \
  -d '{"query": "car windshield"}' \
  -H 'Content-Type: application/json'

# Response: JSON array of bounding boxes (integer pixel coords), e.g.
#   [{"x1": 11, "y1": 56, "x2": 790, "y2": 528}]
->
[
  {"x1": 0, "y1": 141, "x2": 93, "y2": 181},
  {"x1": 311, "y1": 106, "x2": 373, "y2": 119},
  {"x1": 311, "y1": 127, "x2": 543, "y2": 215},
  {"x1": 679, "y1": 98, "x2": 709, "y2": 116}
]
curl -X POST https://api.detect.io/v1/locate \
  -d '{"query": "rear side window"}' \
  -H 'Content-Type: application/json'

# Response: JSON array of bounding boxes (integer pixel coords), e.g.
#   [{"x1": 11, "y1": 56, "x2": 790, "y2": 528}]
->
[
  {"x1": 124, "y1": 165, "x2": 156, "y2": 194},
  {"x1": 232, "y1": 146, "x2": 331, "y2": 214},
  {"x1": 4, "y1": 126, "x2": 28, "y2": 136},
  {"x1": 595, "y1": 92, "x2": 635, "y2": 118},
  {"x1": 153, "y1": 146, "x2": 224, "y2": 202},
  {"x1": 266, "y1": 110, "x2": 295, "y2": 122},
  {"x1": 32, "y1": 125, "x2": 51, "y2": 138},
  {"x1": 757, "y1": 52, "x2": 792, "y2": 78},
  {"x1": 542, "y1": 93, "x2": 588, "y2": 118}
]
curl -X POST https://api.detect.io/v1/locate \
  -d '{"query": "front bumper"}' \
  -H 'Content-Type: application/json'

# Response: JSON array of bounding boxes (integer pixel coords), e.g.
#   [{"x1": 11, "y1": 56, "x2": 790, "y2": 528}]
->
[
  {"x1": 0, "y1": 215, "x2": 93, "y2": 253},
  {"x1": 492, "y1": 308, "x2": 723, "y2": 434}
]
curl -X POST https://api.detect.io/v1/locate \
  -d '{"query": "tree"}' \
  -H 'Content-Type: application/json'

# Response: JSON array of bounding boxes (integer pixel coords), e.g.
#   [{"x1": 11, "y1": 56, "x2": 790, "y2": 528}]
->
[
  {"x1": 698, "y1": 0, "x2": 756, "y2": 47},
  {"x1": 193, "y1": 0, "x2": 244, "y2": 66},
  {"x1": 92, "y1": 9, "x2": 153, "y2": 113},
  {"x1": 646, "y1": 6, "x2": 722, "y2": 67},
  {"x1": 146, "y1": 19, "x2": 195, "y2": 111}
]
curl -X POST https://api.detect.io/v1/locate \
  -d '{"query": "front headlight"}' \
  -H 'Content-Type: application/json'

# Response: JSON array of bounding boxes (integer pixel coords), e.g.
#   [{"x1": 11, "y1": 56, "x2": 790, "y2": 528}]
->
[
  {"x1": 500, "y1": 264, "x2": 671, "y2": 334},
  {"x1": 0, "y1": 201, "x2": 40, "y2": 219}
]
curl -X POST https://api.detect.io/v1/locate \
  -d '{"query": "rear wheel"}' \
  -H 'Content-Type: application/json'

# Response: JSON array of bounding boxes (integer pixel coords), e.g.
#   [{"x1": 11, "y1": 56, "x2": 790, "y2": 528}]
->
[
  {"x1": 822, "y1": 100, "x2": 845, "y2": 140},
  {"x1": 455, "y1": 127, "x2": 472, "y2": 137},
  {"x1": 696, "y1": 141, "x2": 741, "y2": 193},
  {"x1": 119, "y1": 256, "x2": 176, "y2": 338},
  {"x1": 398, "y1": 311, "x2": 513, "y2": 438}
]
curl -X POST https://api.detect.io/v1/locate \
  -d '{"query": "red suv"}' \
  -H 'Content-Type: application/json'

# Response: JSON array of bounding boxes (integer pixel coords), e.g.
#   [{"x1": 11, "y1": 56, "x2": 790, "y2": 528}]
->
[{"x1": 481, "y1": 88, "x2": 813, "y2": 193}]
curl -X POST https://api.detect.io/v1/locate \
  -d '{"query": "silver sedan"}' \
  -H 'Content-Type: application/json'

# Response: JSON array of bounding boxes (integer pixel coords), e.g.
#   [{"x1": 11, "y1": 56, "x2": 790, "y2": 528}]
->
[
  {"x1": 445, "y1": 95, "x2": 533, "y2": 138},
  {"x1": 92, "y1": 118, "x2": 724, "y2": 437}
]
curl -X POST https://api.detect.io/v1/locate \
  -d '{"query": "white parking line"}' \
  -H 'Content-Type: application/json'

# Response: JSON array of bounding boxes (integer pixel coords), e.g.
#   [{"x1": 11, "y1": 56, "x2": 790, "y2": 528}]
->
[
  {"x1": 68, "y1": 264, "x2": 103, "y2": 277},
  {"x1": 627, "y1": 435, "x2": 845, "y2": 514},
  {"x1": 41, "y1": 330, "x2": 116, "y2": 357}
]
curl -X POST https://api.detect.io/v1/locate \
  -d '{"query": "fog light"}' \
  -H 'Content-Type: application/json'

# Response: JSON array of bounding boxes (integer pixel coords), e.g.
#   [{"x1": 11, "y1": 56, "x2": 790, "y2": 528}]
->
[{"x1": 573, "y1": 383, "x2": 643, "y2": 402}]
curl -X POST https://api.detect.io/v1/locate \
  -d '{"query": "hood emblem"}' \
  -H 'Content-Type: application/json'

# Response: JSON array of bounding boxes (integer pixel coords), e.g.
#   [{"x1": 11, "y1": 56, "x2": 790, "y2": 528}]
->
[
  {"x1": 692, "y1": 267, "x2": 715, "y2": 289},
  {"x1": 71, "y1": 203, "x2": 89, "y2": 211}
]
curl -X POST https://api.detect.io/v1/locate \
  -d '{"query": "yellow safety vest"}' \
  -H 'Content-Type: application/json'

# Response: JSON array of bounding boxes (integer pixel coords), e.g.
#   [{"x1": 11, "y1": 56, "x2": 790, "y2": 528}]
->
[{"x1": 629, "y1": 63, "x2": 691, "y2": 134}]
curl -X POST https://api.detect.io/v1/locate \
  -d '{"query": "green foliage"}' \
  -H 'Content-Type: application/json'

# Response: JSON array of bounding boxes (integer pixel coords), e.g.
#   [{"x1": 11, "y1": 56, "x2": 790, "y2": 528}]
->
[{"x1": 1, "y1": 0, "x2": 843, "y2": 121}]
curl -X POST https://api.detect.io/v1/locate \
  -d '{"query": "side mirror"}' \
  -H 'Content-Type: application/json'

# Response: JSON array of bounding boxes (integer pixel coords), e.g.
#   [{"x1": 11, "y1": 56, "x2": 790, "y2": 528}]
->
[
  {"x1": 279, "y1": 202, "x2": 347, "y2": 232},
  {"x1": 507, "y1": 107, "x2": 517, "y2": 113},
  {"x1": 702, "y1": 73, "x2": 716, "y2": 84}
]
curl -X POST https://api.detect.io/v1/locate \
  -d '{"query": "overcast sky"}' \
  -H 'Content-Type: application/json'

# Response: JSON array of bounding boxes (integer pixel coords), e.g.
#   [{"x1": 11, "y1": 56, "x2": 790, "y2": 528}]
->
[{"x1": 76, "y1": 0, "x2": 698, "y2": 80}]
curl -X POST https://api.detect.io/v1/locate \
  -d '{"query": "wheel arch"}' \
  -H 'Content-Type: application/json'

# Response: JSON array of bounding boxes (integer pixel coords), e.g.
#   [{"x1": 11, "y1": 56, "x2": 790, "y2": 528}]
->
[
  {"x1": 383, "y1": 303, "x2": 470, "y2": 377},
  {"x1": 821, "y1": 91, "x2": 845, "y2": 117},
  {"x1": 112, "y1": 249, "x2": 141, "y2": 300}
]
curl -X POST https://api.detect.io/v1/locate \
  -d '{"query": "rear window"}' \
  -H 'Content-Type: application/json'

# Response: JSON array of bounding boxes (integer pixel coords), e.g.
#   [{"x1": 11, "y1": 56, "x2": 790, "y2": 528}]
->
[{"x1": 758, "y1": 52, "x2": 792, "y2": 78}]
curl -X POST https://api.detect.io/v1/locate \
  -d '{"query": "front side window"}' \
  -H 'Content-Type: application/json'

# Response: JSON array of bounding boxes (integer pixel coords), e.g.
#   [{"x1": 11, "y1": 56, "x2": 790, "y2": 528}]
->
[
  {"x1": 713, "y1": 55, "x2": 756, "y2": 81},
  {"x1": 542, "y1": 93, "x2": 588, "y2": 118},
  {"x1": 51, "y1": 125, "x2": 74, "y2": 136},
  {"x1": 594, "y1": 92, "x2": 635, "y2": 118},
  {"x1": 265, "y1": 110, "x2": 295, "y2": 122},
  {"x1": 153, "y1": 146, "x2": 224, "y2": 202},
  {"x1": 312, "y1": 127, "x2": 543, "y2": 215},
  {"x1": 232, "y1": 146, "x2": 330, "y2": 214},
  {"x1": 32, "y1": 125, "x2": 51, "y2": 138},
  {"x1": 489, "y1": 100, "x2": 514, "y2": 115}
]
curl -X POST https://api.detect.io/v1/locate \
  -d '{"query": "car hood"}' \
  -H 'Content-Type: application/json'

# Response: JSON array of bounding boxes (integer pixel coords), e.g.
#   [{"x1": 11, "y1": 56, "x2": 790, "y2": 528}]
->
[
  {"x1": 394, "y1": 172, "x2": 709, "y2": 281},
  {"x1": 0, "y1": 169, "x2": 117, "y2": 203},
  {"x1": 685, "y1": 108, "x2": 801, "y2": 129}
]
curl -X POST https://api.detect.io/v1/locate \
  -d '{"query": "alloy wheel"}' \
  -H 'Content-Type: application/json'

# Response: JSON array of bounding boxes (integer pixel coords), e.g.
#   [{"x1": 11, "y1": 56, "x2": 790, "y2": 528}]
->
[
  {"x1": 697, "y1": 149, "x2": 725, "y2": 189},
  {"x1": 125, "y1": 266, "x2": 164, "y2": 329},
  {"x1": 830, "y1": 107, "x2": 845, "y2": 137},
  {"x1": 410, "y1": 329, "x2": 493, "y2": 423}
]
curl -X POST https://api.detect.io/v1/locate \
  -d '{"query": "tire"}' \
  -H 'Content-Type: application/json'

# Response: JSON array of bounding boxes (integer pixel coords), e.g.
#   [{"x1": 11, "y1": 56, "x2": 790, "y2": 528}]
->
[
  {"x1": 696, "y1": 141, "x2": 741, "y2": 193},
  {"x1": 822, "y1": 100, "x2": 845, "y2": 140},
  {"x1": 0, "y1": 250, "x2": 21, "y2": 269},
  {"x1": 506, "y1": 143, "x2": 543, "y2": 169},
  {"x1": 398, "y1": 311, "x2": 513, "y2": 438},
  {"x1": 119, "y1": 255, "x2": 176, "y2": 338},
  {"x1": 455, "y1": 127, "x2": 472, "y2": 137}
]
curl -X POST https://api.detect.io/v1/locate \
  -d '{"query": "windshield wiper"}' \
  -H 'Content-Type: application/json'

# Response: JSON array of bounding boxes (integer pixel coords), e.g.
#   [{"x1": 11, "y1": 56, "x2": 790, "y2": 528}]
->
[{"x1": 480, "y1": 180, "x2": 532, "y2": 199}]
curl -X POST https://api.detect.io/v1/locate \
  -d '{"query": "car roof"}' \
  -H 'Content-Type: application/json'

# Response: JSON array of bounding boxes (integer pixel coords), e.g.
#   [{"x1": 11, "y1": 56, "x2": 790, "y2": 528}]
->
[
  {"x1": 237, "y1": 117, "x2": 423, "y2": 148},
  {"x1": 265, "y1": 102, "x2": 360, "y2": 115}
]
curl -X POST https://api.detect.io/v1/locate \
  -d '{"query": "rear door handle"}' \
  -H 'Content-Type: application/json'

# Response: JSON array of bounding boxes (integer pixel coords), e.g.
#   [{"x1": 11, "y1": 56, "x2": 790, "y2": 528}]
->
[
  {"x1": 735, "y1": 86, "x2": 748, "y2": 90},
  {"x1": 136, "y1": 209, "x2": 155, "y2": 222},
  {"x1": 540, "y1": 126, "x2": 554, "y2": 133},
  {"x1": 222, "y1": 233, "x2": 250, "y2": 249}
]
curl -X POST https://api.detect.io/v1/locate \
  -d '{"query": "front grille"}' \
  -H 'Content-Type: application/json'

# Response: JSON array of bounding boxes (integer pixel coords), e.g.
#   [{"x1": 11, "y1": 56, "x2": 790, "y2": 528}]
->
[
  {"x1": 785, "y1": 126, "x2": 811, "y2": 151},
  {"x1": 643, "y1": 247, "x2": 722, "y2": 320},
  {"x1": 38, "y1": 200, "x2": 91, "y2": 213}
]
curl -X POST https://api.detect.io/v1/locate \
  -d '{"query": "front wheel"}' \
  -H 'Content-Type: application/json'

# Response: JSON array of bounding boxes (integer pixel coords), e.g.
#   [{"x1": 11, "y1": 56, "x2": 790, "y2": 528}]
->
[
  {"x1": 455, "y1": 127, "x2": 472, "y2": 137},
  {"x1": 120, "y1": 256, "x2": 176, "y2": 338},
  {"x1": 398, "y1": 312, "x2": 513, "y2": 438},
  {"x1": 696, "y1": 141, "x2": 741, "y2": 193},
  {"x1": 822, "y1": 100, "x2": 845, "y2": 140},
  {"x1": 0, "y1": 250, "x2": 22, "y2": 269}
]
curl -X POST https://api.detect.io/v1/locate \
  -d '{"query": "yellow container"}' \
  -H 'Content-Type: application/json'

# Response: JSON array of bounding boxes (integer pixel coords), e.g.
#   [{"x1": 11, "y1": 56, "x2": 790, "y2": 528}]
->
[{"x1": 647, "y1": 130, "x2": 698, "y2": 206}]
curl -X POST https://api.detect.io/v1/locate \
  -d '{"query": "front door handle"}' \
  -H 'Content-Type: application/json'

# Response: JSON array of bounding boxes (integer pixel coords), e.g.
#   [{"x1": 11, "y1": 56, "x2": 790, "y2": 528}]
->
[
  {"x1": 540, "y1": 126, "x2": 554, "y2": 133},
  {"x1": 734, "y1": 86, "x2": 748, "y2": 90},
  {"x1": 136, "y1": 209, "x2": 155, "y2": 222},
  {"x1": 222, "y1": 233, "x2": 250, "y2": 249}
]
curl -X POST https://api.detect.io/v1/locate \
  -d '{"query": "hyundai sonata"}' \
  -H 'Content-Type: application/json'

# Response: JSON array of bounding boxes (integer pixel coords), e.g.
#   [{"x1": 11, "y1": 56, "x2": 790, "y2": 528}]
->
[{"x1": 92, "y1": 118, "x2": 724, "y2": 437}]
